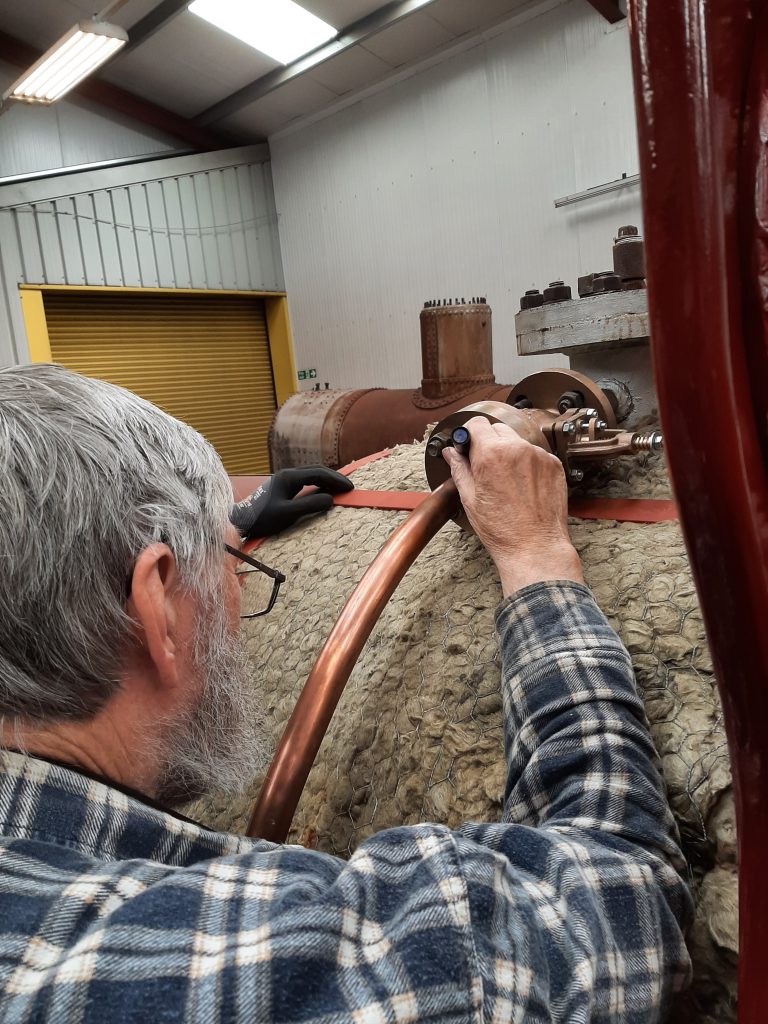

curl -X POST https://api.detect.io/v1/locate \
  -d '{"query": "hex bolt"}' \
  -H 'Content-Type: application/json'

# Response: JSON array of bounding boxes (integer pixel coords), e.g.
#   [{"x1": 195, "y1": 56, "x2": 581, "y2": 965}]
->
[
  {"x1": 595, "y1": 419, "x2": 607, "y2": 431},
  {"x1": 562, "y1": 422, "x2": 575, "y2": 435},
  {"x1": 520, "y1": 288, "x2": 544, "y2": 310},
  {"x1": 578, "y1": 273, "x2": 595, "y2": 298},
  {"x1": 558, "y1": 390, "x2": 584, "y2": 414},
  {"x1": 613, "y1": 225, "x2": 645, "y2": 282},
  {"x1": 632, "y1": 431, "x2": 664, "y2": 453},
  {"x1": 543, "y1": 280, "x2": 572, "y2": 304},
  {"x1": 426, "y1": 433, "x2": 450, "y2": 458},
  {"x1": 592, "y1": 271, "x2": 622, "y2": 294}
]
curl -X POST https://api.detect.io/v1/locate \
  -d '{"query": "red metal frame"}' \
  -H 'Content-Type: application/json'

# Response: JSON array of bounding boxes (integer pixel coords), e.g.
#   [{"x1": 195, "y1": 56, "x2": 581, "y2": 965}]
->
[{"x1": 628, "y1": 1, "x2": 768, "y2": 1017}]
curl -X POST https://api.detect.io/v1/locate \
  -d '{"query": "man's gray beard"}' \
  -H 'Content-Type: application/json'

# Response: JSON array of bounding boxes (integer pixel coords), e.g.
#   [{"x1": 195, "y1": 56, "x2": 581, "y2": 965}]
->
[{"x1": 154, "y1": 585, "x2": 269, "y2": 809}]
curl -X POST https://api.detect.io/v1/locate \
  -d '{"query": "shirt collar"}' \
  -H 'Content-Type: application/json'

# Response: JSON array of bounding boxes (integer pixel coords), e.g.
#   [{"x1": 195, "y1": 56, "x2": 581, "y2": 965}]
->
[{"x1": 0, "y1": 749, "x2": 259, "y2": 865}]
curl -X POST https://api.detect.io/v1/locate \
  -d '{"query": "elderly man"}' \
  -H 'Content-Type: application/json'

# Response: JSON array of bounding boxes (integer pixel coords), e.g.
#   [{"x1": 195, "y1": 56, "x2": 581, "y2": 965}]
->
[{"x1": 0, "y1": 363, "x2": 690, "y2": 1022}]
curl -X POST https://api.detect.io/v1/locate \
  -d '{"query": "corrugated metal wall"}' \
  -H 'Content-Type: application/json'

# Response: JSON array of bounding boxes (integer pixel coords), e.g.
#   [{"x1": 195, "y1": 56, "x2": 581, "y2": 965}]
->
[
  {"x1": 0, "y1": 146, "x2": 285, "y2": 365},
  {"x1": 270, "y1": 0, "x2": 642, "y2": 391}
]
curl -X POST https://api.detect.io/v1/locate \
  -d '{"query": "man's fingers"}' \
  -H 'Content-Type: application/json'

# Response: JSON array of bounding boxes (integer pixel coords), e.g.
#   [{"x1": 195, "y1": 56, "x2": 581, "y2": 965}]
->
[
  {"x1": 442, "y1": 446, "x2": 473, "y2": 494},
  {"x1": 289, "y1": 492, "x2": 334, "y2": 518}
]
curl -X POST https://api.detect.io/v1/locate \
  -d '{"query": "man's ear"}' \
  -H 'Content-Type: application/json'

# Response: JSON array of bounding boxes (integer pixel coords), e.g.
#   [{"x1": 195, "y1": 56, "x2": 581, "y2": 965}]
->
[{"x1": 125, "y1": 544, "x2": 181, "y2": 691}]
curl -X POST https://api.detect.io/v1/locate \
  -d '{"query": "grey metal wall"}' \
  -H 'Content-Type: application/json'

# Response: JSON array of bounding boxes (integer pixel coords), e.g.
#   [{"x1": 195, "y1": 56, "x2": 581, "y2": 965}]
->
[
  {"x1": 270, "y1": 0, "x2": 642, "y2": 391},
  {"x1": 0, "y1": 58, "x2": 182, "y2": 180},
  {"x1": 0, "y1": 146, "x2": 285, "y2": 365}
]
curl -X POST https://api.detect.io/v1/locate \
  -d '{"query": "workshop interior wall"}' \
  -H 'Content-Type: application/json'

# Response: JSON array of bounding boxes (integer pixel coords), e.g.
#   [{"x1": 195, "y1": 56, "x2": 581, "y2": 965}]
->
[
  {"x1": 269, "y1": 0, "x2": 642, "y2": 391},
  {"x1": 0, "y1": 59, "x2": 184, "y2": 181},
  {"x1": 0, "y1": 146, "x2": 284, "y2": 366}
]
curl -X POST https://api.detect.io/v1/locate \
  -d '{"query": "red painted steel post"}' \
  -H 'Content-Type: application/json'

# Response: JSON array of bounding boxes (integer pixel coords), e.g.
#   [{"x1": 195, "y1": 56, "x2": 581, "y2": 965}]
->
[{"x1": 628, "y1": 1, "x2": 768, "y2": 1017}]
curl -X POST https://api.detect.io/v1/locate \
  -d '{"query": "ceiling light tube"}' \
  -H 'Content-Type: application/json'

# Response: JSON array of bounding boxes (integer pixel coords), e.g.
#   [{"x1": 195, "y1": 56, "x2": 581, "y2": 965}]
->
[
  {"x1": 14, "y1": 32, "x2": 90, "y2": 96},
  {"x1": 46, "y1": 39, "x2": 126, "y2": 101},
  {"x1": 29, "y1": 35, "x2": 103, "y2": 98},
  {"x1": 42, "y1": 37, "x2": 124, "y2": 101},
  {"x1": 4, "y1": 20, "x2": 128, "y2": 106}
]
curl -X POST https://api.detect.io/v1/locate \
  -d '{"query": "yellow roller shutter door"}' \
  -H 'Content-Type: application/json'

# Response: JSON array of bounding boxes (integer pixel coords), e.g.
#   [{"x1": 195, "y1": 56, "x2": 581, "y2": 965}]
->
[{"x1": 42, "y1": 291, "x2": 276, "y2": 475}]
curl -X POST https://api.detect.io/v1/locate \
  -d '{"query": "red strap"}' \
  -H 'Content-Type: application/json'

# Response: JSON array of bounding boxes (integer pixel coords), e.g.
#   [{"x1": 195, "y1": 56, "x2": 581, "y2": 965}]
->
[
  {"x1": 333, "y1": 490, "x2": 678, "y2": 523},
  {"x1": 333, "y1": 490, "x2": 425, "y2": 511},
  {"x1": 568, "y1": 498, "x2": 678, "y2": 523}
]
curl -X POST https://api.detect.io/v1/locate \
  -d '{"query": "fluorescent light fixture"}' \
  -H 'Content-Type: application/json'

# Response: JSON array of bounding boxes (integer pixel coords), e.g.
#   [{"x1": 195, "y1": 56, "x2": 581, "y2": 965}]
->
[
  {"x1": 190, "y1": 0, "x2": 337, "y2": 65},
  {"x1": 6, "y1": 20, "x2": 128, "y2": 105}
]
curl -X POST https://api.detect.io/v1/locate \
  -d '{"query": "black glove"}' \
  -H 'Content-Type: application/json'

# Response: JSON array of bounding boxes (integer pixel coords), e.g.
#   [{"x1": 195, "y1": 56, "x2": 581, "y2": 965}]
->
[{"x1": 231, "y1": 466, "x2": 354, "y2": 539}]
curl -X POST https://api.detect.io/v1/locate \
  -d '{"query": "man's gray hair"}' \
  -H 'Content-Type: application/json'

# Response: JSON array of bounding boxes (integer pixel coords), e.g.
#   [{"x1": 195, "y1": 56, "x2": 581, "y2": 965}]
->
[{"x1": 0, "y1": 363, "x2": 232, "y2": 722}]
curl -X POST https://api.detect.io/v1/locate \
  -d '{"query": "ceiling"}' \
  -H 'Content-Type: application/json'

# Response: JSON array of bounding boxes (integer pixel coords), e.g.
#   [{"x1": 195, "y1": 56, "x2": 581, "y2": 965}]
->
[{"x1": 0, "y1": 0, "x2": 545, "y2": 143}]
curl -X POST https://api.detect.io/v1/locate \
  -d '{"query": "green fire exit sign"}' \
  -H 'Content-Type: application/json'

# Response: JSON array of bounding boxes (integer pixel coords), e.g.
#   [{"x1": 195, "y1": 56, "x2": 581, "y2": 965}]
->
[{"x1": 297, "y1": 368, "x2": 318, "y2": 381}]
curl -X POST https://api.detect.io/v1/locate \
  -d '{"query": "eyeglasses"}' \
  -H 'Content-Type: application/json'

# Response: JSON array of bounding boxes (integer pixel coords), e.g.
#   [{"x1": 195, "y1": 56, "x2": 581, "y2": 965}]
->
[{"x1": 225, "y1": 543, "x2": 286, "y2": 619}]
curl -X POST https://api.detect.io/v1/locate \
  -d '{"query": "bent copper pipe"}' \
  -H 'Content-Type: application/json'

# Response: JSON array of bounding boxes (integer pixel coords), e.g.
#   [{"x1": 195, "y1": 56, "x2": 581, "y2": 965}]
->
[{"x1": 247, "y1": 479, "x2": 461, "y2": 843}]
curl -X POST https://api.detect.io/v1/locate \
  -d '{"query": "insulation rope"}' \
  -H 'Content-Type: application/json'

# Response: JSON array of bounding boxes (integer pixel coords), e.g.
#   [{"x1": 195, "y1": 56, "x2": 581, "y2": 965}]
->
[{"x1": 233, "y1": 448, "x2": 677, "y2": 556}]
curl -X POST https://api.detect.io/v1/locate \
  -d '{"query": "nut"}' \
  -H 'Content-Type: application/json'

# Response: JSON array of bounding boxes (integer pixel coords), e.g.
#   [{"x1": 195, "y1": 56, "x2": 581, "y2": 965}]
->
[
  {"x1": 520, "y1": 289, "x2": 545, "y2": 310},
  {"x1": 578, "y1": 273, "x2": 595, "y2": 297},
  {"x1": 613, "y1": 226, "x2": 645, "y2": 281},
  {"x1": 592, "y1": 271, "x2": 622, "y2": 294},
  {"x1": 543, "y1": 280, "x2": 572, "y2": 303}
]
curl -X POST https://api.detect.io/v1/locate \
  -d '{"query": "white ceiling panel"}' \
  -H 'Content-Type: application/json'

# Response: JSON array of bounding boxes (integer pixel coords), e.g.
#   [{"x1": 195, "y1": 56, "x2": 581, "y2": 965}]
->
[
  {"x1": 0, "y1": 0, "x2": 160, "y2": 46},
  {"x1": 0, "y1": 0, "x2": 96, "y2": 46},
  {"x1": 218, "y1": 74, "x2": 341, "y2": 137},
  {"x1": 362, "y1": 10, "x2": 455, "y2": 68},
  {"x1": 102, "y1": 11, "x2": 279, "y2": 118},
  {"x1": 308, "y1": 44, "x2": 393, "y2": 95},
  {"x1": 301, "y1": 0, "x2": 395, "y2": 29},
  {"x1": 428, "y1": 0, "x2": 535, "y2": 37}
]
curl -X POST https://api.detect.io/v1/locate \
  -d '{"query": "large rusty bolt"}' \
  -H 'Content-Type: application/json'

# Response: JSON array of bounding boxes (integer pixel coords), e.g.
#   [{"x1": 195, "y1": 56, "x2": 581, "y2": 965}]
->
[
  {"x1": 543, "y1": 280, "x2": 572, "y2": 303},
  {"x1": 613, "y1": 224, "x2": 646, "y2": 282},
  {"x1": 592, "y1": 270, "x2": 622, "y2": 294},
  {"x1": 520, "y1": 288, "x2": 545, "y2": 310},
  {"x1": 557, "y1": 390, "x2": 584, "y2": 413},
  {"x1": 578, "y1": 273, "x2": 595, "y2": 297}
]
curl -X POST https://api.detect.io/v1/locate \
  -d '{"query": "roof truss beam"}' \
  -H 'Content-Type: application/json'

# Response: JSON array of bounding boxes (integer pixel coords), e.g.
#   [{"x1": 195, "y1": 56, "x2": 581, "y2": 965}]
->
[
  {"x1": 195, "y1": 0, "x2": 439, "y2": 126},
  {"x1": 584, "y1": 0, "x2": 626, "y2": 23},
  {"x1": 119, "y1": 0, "x2": 191, "y2": 56}
]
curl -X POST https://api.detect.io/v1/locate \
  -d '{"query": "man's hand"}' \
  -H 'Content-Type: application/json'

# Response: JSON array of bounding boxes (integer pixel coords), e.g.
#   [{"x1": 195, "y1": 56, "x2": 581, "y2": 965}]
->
[
  {"x1": 443, "y1": 416, "x2": 584, "y2": 598},
  {"x1": 231, "y1": 467, "x2": 354, "y2": 539}
]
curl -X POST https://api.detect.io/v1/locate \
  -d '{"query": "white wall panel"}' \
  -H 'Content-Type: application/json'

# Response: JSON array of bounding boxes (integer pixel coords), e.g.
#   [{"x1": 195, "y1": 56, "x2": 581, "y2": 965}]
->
[
  {"x1": 0, "y1": 60, "x2": 181, "y2": 180},
  {"x1": 270, "y1": 0, "x2": 643, "y2": 391},
  {"x1": 0, "y1": 147, "x2": 285, "y2": 365}
]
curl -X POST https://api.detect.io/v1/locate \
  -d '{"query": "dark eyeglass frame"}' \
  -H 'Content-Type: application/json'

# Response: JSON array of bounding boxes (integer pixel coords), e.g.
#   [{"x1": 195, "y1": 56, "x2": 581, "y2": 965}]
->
[{"x1": 225, "y1": 543, "x2": 286, "y2": 619}]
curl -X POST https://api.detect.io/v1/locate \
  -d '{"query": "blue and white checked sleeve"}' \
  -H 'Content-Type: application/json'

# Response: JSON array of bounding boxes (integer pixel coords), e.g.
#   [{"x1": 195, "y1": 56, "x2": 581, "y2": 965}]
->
[{"x1": 450, "y1": 580, "x2": 693, "y2": 1021}]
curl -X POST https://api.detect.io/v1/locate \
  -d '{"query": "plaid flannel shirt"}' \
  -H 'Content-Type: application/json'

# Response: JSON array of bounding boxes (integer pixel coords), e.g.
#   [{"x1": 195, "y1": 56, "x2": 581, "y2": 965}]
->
[{"x1": 0, "y1": 581, "x2": 692, "y2": 1023}]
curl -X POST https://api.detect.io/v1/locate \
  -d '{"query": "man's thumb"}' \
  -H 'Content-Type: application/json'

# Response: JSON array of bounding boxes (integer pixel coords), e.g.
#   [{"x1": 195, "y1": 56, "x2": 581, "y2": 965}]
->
[{"x1": 442, "y1": 446, "x2": 471, "y2": 487}]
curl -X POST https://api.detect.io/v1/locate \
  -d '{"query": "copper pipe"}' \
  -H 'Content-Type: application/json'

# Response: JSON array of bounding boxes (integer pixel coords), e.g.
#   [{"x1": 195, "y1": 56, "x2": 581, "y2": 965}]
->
[{"x1": 247, "y1": 479, "x2": 461, "y2": 842}]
